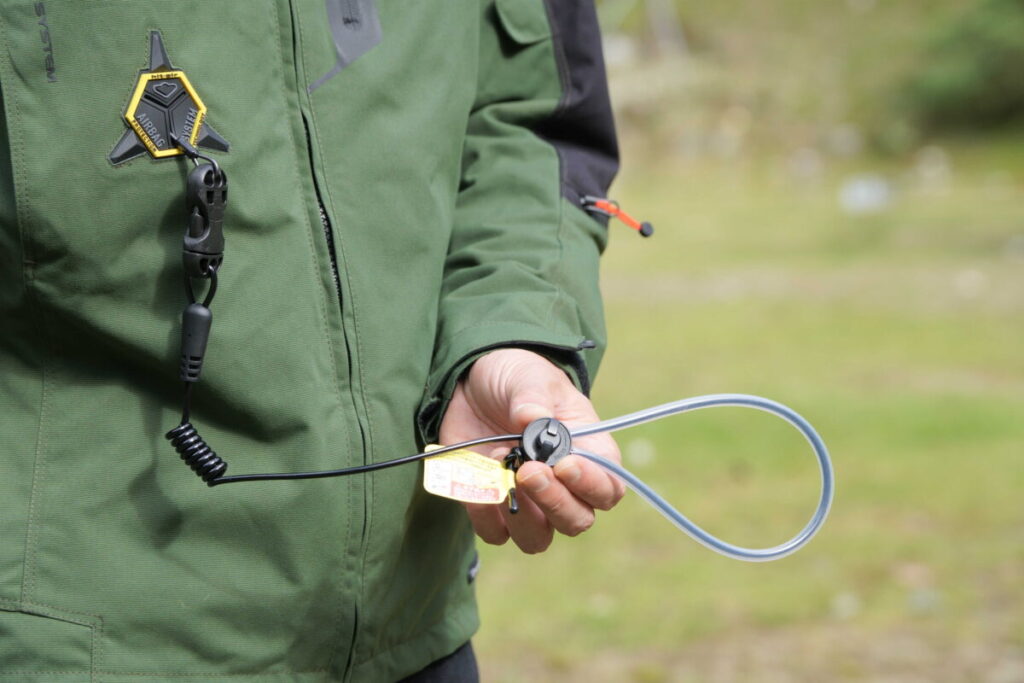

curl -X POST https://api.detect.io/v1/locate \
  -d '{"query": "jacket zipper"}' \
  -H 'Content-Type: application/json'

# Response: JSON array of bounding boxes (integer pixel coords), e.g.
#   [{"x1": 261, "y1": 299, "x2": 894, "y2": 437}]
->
[
  {"x1": 303, "y1": 117, "x2": 343, "y2": 301},
  {"x1": 291, "y1": 7, "x2": 366, "y2": 676},
  {"x1": 298, "y1": 114, "x2": 367, "y2": 680}
]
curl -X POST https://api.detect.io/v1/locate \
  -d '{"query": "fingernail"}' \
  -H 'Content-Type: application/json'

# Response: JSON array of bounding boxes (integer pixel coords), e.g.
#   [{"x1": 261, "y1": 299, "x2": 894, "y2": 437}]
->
[
  {"x1": 555, "y1": 461, "x2": 581, "y2": 484},
  {"x1": 520, "y1": 468, "x2": 550, "y2": 493}
]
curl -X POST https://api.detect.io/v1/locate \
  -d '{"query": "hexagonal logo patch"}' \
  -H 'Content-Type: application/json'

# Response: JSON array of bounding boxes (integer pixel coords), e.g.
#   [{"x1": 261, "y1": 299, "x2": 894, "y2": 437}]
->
[{"x1": 109, "y1": 31, "x2": 229, "y2": 165}]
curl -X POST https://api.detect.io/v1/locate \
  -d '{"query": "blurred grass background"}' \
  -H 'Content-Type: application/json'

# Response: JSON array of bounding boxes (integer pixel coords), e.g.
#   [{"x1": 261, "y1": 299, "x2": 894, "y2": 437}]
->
[{"x1": 473, "y1": 0, "x2": 1024, "y2": 680}]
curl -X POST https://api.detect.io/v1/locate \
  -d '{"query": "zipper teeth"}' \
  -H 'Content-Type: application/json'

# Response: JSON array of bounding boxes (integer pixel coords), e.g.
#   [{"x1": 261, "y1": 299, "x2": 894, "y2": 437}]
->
[
  {"x1": 319, "y1": 200, "x2": 342, "y2": 297},
  {"x1": 302, "y1": 115, "x2": 343, "y2": 302}
]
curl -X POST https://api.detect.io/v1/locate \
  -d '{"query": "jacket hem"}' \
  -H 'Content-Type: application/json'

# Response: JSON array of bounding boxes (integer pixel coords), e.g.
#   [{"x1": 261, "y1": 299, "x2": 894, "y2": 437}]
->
[{"x1": 350, "y1": 604, "x2": 481, "y2": 683}]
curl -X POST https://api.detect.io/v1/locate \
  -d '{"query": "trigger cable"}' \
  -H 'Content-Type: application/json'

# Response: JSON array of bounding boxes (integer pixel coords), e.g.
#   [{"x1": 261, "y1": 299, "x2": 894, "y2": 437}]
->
[
  {"x1": 203, "y1": 389, "x2": 835, "y2": 562},
  {"x1": 152, "y1": 146, "x2": 834, "y2": 561}
]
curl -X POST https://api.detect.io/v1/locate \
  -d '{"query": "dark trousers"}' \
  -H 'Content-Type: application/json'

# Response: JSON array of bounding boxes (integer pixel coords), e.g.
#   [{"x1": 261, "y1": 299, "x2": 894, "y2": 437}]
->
[{"x1": 400, "y1": 642, "x2": 478, "y2": 683}]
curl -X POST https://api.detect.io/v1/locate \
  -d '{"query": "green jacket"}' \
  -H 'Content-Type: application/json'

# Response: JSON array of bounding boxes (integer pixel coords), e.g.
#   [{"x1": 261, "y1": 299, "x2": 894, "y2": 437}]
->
[{"x1": 0, "y1": 1, "x2": 616, "y2": 680}]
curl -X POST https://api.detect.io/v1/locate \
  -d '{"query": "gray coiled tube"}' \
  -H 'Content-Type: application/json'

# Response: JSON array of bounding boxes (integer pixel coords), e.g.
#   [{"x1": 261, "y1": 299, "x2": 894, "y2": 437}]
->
[{"x1": 570, "y1": 394, "x2": 834, "y2": 562}]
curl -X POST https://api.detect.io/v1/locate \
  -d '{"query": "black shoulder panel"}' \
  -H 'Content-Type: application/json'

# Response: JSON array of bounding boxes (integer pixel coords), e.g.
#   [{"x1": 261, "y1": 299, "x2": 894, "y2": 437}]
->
[{"x1": 538, "y1": 1, "x2": 619, "y2": 206}]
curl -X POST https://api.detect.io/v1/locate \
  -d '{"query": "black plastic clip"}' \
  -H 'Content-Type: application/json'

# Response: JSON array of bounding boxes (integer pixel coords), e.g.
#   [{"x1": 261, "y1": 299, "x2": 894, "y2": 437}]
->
[
  {"x1": 182, "y1": 163, "x2": 227, "y2": 278},
  {"x1": 502, "y1": 417, "x2": 573, "y2": 514},
  {"x1": 172, "y1": 134, "x2": 227, "y2": 279}
]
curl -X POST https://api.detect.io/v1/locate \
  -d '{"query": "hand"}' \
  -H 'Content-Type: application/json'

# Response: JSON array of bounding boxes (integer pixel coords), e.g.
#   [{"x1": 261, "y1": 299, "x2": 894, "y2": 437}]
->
[{"x1": 438, "y1": 348, "x2": 624, "y2": 553}]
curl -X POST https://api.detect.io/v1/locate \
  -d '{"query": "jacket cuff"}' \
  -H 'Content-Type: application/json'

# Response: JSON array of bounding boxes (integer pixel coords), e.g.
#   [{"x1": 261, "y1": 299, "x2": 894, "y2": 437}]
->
[{"x1": 416, "y1": 323, "x2": 593, "y2": 444}]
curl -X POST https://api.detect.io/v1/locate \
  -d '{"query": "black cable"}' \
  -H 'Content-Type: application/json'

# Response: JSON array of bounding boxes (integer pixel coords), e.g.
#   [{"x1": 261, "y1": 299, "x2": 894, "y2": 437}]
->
[
  {"x1": 181, "y1": 382, "x2": 193, "y2": 424},
  {"x1": 207, "y1": 432, "x2": 519, "y2": 486}
]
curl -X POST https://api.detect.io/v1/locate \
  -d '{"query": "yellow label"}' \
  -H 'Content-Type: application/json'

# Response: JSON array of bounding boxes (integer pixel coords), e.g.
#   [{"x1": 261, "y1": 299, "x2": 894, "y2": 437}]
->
[{"x1": 423, "y1": 446, "x2": 515, "y2": 505}]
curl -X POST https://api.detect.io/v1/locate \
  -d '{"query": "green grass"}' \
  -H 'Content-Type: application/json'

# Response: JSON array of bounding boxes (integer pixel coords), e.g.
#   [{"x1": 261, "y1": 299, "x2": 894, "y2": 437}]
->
[
  {"x1": 469, "y1": 4, "x2": 1024, "y2": 678},
  {"x1": 472, "y1": 130, "x2": 1024, "y2": 680},
  {"x1": 606, "y1": 0, "x2": 987, "y2": 152}
]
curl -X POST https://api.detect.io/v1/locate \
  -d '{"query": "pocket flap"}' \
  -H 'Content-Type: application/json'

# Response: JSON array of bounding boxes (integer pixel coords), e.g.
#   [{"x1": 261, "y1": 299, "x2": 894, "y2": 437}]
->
[{"x1": 0, "y1": 606, "x2": 93, "y2": 675}]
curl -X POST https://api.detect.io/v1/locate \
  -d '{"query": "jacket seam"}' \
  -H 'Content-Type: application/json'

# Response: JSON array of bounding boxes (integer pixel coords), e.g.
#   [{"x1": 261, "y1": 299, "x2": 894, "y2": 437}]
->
[
  {"x1": 425, "y1": 322, "x2": 584, "y2": 396},
  {"x1": 0, "y1": 28, "x2": 32, "y2": 290},
  {"x1": 90, "y1": 672, "x2": 328, "y2": 679},
  {"x1": 536, "y1": 16, "x2": 573, "y2": 336},
  {"x1": 289, "y1": 4, "x2": 364, "y2": 677},
  {"x1": 439, "y1": 320, "x2": 582, "y2": 344},
  {"x1": 0, "y1": 599, "x2": 100, "y2": 629},
  {"x1": 541, "y1": 4, "x2": 576, "y2": 203},
  {"x1": 352, "y1": 617, "x2": 448, "y2": 669},
  {"x1": 540, "y1": 0, "x2": 572, "y2": 121},
  {"x1": 19, "y1": 347, "x2": 48, "y2": 607},
  {"x1": 349, "y1": 605, "x2": 478, "y2": 680},
  {"x1": 543, "y1": 147, "x2": 571, "y2": 330},
  {"x1": 93, "y1": 671, "x2": 327, "y2": 679},
  {"x1": 0, "y1": 673, "x2": 89, "y2": 676},
  {"x1": 0, "y1": 599, "x2": 103, "y2": 680},
  {"x1": 0, "y1": 18, "x2": 50, "y2": 617}
]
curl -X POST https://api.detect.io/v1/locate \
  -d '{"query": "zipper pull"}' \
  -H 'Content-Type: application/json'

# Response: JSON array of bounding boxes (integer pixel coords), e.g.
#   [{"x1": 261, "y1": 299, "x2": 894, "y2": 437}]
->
[{"x1": 582, "y1": 196, "x2": 654, "y2": 238}]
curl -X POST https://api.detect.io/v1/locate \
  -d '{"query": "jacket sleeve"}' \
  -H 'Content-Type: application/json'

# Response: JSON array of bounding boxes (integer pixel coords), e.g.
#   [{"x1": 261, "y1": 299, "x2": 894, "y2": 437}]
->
[{"x1": 417, "y1": 0, "x2": 619, "y2": 441}]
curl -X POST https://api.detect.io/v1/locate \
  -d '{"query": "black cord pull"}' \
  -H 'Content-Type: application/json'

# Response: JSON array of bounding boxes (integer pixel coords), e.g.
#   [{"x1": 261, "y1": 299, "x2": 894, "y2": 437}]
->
[{"x1": 581, "y1": 196, "x2": 654, "y2": 237}]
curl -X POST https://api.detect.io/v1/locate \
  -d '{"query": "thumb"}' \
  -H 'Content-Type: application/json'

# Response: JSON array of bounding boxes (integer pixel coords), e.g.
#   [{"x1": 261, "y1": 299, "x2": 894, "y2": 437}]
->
[
  {"x1": 471, "y1": 348, "x2": 564, "y2": 431},
  {"x1": 509, "y1": 391, "x2": 554, "y2": 430}
]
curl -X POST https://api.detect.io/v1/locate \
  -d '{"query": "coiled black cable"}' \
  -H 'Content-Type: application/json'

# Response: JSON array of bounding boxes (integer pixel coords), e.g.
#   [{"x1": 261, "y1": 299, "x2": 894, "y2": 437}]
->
[
  {"x1": 166, "y1": 382, "x2": 228, "y2": 484},
  {"x1": 167, "y1": 421, "x2": 228, "y2": 484}
]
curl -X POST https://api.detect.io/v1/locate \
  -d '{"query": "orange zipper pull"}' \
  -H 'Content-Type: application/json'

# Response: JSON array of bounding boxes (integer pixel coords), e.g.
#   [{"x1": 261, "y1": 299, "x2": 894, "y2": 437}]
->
[{"x1": 582, "y1": 196, "x2": 654, "y2": 237}]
